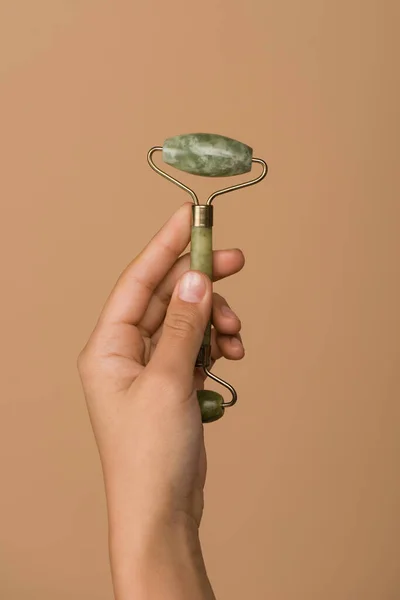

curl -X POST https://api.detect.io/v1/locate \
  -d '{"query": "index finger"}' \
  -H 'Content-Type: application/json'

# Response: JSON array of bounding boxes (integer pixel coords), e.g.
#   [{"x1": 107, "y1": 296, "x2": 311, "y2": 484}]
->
[{"x1": 99, "y1": 203, "x2": 192, "y2": 327}]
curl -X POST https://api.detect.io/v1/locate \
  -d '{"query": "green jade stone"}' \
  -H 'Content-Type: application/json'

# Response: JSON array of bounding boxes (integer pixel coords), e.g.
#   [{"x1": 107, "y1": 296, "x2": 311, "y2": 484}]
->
[
  {"x1": 197, "y1": 390, "x2": 225, "y2": 423},
  {"x1": 190, "y1": 226, "x2": 212, "y2": 346},
  {"x1": 163, "y1": 133, "x2": 253, "y2": 177},
  {"x1": 190, "y1": 223, "x2": 224, "y2": 422}
]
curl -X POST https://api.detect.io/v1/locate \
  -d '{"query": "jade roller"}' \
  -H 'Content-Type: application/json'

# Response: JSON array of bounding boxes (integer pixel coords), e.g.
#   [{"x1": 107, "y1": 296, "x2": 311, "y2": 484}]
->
[{"x1": 147, "y1": 133, "x2": 268, "y2": 423}]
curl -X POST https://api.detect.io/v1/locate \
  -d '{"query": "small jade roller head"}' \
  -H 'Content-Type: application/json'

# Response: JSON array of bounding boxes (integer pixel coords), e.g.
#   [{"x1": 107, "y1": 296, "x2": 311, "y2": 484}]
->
[{"x1": 147, "y1": 133, "x2": 268, "y2": 423}]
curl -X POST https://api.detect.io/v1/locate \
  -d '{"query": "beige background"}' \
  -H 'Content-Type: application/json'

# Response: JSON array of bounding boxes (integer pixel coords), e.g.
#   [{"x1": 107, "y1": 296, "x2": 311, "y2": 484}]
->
[{"x1": 1, "y1": 1, "x2": 399, "y2": 598}]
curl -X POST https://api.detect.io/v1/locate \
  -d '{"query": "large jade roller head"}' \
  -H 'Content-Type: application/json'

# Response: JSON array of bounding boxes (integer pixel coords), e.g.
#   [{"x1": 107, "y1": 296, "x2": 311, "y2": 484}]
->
[
  {"x1": 163, "y1": 133, "x2": 253, "y2": 177},
  {"x1": 147, "y1": 133, "x2": 268, "y2": 423}
]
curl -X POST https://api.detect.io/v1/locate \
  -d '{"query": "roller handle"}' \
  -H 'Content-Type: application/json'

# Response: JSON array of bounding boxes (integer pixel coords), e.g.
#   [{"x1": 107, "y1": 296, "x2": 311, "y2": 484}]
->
[
  {"x1": 190, "y1": 205, "x2": 224, "y2": 423},
  {"x1": 190, "y1": 217, "x2": 213, "y2": 366}
]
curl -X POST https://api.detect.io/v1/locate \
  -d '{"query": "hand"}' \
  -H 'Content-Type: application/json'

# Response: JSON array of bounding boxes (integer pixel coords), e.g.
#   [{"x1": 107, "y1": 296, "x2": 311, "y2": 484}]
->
[{"x1": 77, "y1": 203, "x2": 245, "y2": 599}]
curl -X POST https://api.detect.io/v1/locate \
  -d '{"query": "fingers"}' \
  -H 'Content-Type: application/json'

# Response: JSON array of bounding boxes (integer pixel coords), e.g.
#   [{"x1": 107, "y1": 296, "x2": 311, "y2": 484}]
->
[
  {"x1": 209, "y1": 295, "x2": 244, "y2": 362},
  {"x1": 148, "y1": 271, "x2": 212, "y2": 394},
  {"x1": 149, "y1": 290, "x2": 244, "y2": 369},
  {"x1": 212, "y1": 293, "x2": 241, "y2": 336},
  {"x1": 99, "y1": 203, "x2": 192, "y2": 327},
  {"x1": 139, "y1": 249, "x2": 245, "y2": 336},
  {"x1": 209, "y1": 330, "x2": 244, "y2": 361},
  {"x1": 214, "y1": 331, "x2": 244, "y2": 360}
]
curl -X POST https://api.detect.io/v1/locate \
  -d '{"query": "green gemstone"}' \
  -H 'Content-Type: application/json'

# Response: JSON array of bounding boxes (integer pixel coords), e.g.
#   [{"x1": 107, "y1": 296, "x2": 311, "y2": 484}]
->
[
  {"x1": 190, "y1": 225, "x2": 213, "y2": 347},
  {"x1": 197, "y1": 390, "x2": 225, "y2": 423},
  {"x1": 190, "y1": 226, "x2": 213, "y2": 279},
  {"x1": 163, "y1": 133, "x2": 253, "y2": 177}
]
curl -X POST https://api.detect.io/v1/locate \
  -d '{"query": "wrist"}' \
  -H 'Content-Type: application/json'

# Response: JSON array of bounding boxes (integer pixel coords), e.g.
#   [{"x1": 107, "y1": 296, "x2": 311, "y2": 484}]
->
[{"x1": 109, "y1": 512, "x2": 214, "y2": 600}]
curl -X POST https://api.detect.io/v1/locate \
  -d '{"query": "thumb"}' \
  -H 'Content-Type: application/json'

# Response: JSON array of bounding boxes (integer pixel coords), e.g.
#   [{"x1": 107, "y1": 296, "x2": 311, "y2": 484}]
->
[{"x1": 149, "y1": 270, "x2": 212, "y2": 390}]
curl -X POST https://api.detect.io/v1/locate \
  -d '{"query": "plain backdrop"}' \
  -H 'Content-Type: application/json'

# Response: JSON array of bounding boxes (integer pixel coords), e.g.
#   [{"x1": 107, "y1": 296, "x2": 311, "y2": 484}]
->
[{"x1": 1, "y1": 1, "x2": 399, "y2": 598}]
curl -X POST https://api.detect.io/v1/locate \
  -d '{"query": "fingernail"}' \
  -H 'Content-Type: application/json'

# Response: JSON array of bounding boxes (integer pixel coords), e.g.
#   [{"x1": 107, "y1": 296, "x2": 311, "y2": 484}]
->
[
  {"x1": 221, "y1": 304, "x2": 238, "y2": 319},
  {"x1": 178, "y1": 271, "x2": 206, "y2": 303},
  {"x1": 230, "y1": 337, "x2": 243, "y2": 350}
]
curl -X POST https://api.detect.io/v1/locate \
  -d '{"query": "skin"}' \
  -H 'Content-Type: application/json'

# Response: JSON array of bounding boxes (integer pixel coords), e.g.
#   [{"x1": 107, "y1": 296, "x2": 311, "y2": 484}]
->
[{"x1": 78, "y1": 202, "x2": 245, "y2": 600}]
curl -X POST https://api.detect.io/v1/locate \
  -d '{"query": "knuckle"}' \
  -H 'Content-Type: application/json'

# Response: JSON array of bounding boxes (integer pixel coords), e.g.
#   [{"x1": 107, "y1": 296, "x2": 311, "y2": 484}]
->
[
  {"x1": 76, "y1": 346, "x2": 94, "y2": 376},
  {"x1": 165, "y1": 309, "x2": 198, "y2": 338}
]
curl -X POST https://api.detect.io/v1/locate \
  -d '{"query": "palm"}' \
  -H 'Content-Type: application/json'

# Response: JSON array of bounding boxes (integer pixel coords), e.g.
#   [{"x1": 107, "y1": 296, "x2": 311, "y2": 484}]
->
[{"x1": 96, "y1": 314, "x2": 206, "y2": 392}]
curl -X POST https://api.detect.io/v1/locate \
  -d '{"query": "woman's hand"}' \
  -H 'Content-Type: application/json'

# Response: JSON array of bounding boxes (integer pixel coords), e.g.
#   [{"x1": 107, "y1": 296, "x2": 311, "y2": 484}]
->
[{"x1": 77, "y1": 203, "x2": 245, "y2": 599}]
